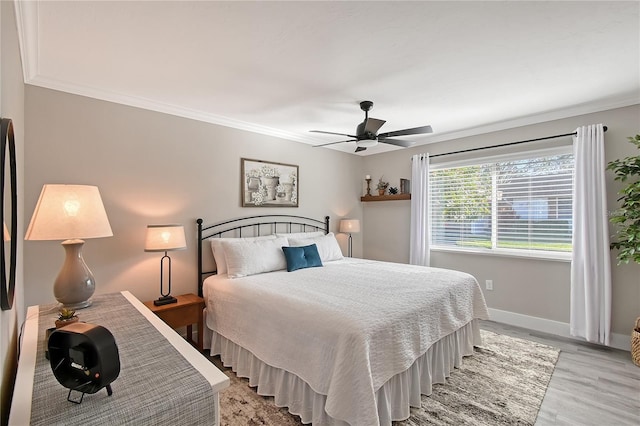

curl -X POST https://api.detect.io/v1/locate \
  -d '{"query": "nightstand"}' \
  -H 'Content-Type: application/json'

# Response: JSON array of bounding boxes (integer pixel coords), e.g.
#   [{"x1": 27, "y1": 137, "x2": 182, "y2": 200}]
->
[{"x1": 143, "y1": 293, "x2": 205, "y2": 351}]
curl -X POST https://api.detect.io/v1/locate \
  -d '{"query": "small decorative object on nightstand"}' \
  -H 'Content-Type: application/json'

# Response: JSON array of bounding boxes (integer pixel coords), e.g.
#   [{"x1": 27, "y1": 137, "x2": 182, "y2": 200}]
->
[
  {"x1": 143, "y1": 293, "x2": 205, "y2": 351},
  {"x1": 144, "y1": 224, "x2": 186, "y2": 306},
  {"x1": 55, "y1": 307, "x2": 79, "y2": 329}
]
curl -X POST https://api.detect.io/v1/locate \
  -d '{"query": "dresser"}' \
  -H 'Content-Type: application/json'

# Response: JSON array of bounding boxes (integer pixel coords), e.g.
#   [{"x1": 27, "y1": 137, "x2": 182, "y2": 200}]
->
[{"x1": 9, "y1": 291, "x2": 229, "y2": 425}]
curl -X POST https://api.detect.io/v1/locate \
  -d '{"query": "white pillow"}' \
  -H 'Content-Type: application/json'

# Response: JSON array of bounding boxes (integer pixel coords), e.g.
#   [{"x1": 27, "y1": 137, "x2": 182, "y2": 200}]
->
[
  {"x1": 275, "y1": 231, "x2": 325, "y2": 239},
  {"x1": 288, "y1": 232, "x2": 344, "y2": 262},
  {"x1": 210, "y1": 235, "x2": 276, "y2": 274},
  {"x1": 224, "y1": 237, "x2": 289, "y2": 278}
]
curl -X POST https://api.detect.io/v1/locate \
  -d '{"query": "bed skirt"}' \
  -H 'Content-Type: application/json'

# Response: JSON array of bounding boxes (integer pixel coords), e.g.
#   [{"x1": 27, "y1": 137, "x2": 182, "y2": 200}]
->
[{"x1": 205, "y1": 320, "x2": 481, "y2": 425}]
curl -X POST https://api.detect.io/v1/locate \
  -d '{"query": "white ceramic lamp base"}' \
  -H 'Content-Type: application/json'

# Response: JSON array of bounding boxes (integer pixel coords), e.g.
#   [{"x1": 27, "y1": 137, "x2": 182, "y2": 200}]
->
[{"x1": 53, "y1": 239, "x2": 96, "y2": 309}]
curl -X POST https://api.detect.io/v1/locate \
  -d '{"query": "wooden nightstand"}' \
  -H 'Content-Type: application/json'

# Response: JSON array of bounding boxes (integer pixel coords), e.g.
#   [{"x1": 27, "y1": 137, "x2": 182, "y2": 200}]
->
[{"x1": 143, "y1": 293, "x2": 205, "y2": 351}]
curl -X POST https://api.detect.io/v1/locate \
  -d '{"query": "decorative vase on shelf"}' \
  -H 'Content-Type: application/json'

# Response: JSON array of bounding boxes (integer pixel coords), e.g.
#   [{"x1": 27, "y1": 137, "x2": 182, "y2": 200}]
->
[{"x1": 378, "y1": 189, "x2": 386, "y2": 196}]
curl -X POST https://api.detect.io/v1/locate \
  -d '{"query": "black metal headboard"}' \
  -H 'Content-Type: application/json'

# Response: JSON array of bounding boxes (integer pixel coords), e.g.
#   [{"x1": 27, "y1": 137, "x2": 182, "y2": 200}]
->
[{"x1": 196, "y1": 215, "x2": 330, "y2": 297}]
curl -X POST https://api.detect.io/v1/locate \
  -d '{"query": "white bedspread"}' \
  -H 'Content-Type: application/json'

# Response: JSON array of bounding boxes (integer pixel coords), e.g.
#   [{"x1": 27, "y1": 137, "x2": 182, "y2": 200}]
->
[{"x1": 204, "y1": 258, "x2": 489, "y2": 425}]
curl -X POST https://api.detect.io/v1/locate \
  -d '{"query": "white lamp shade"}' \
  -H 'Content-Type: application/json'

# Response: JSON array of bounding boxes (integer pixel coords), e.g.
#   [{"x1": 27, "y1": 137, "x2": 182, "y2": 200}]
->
[
  {"x1": 339, "y1": 219, "x2": 360, "y2": 233},
  {"x1": 144, "y1": 224, "x2": 187, "y2": 252},
  {"x1": 25, "y1": 185, "x2": 113, "y2": 241}
]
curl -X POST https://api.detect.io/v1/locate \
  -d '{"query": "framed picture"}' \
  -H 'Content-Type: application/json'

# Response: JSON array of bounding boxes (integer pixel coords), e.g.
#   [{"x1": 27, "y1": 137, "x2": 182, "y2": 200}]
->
[
  {"x1": 400, "y1": 178, "x2": 411, "y2": 194},
  {"x1": 241, "y1": 158, "x2": 299, "y2": 207}
]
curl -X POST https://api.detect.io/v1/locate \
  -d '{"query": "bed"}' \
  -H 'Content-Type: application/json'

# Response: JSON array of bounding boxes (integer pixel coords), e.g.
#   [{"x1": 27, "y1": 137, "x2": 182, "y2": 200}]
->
[{"x1": 197, "y1": 215, "x2": 489, "y2": 426}]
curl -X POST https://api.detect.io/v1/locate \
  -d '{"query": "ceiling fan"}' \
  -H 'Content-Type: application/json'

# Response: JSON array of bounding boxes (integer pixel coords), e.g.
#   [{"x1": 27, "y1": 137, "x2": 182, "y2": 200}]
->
[{"x1": 311, "y1": 101, "x2": 433, "y2": 152}]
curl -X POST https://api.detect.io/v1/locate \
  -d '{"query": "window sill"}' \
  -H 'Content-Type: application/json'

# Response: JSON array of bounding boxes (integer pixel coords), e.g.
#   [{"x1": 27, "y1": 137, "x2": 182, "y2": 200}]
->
[{"x1": 430, "y1": 245, "x2": 572, "y2": 262}]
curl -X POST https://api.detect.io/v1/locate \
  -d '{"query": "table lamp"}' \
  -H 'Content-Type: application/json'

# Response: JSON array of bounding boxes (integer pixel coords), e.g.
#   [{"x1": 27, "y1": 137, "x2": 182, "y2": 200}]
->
[
  {"x1": 339, "y1": 219, "x2": 360, "y2": 257},
  {"x1": 144, "y1": 224, "x2": 186, "y2": 306},
  {"x1": 25, "y1": 185, "x2": 113, "y2": 309}
]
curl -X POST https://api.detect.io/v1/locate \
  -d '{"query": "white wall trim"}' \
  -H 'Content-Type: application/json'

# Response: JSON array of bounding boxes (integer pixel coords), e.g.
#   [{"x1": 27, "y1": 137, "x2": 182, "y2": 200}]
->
[
  {"x1": 418, "y1": 96, "x2": 640, "y2": 146},
  {"x1": 25, "y1": 74, "x2": 316, "y2": 145},
  {"x1": 13, "y1": 0, "x2": 38, "y2": 82},
  {"x1": 488, "y1": 307, "x2": 631, "y2": 352},
  {"x1": 25, "y1": 72, "x2": 640, "y2": 153}
]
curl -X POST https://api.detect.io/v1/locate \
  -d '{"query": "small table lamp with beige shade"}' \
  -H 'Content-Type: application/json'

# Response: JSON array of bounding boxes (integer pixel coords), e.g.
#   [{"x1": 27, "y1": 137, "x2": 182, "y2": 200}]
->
[
  {"x1": 339, "y1": 219, "x2": 360, "y2": 257},
  {"x1": 25, "y1": 184, "x2": 113, "y2": 309},
  {"x1": 144, "y1": 224, "x2": 186, "y2": 306}
]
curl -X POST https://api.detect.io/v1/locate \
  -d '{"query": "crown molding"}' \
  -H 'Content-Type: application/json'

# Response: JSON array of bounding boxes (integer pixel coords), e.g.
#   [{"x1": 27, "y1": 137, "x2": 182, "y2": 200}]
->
[
  {"x1": 29, "y1": 74, "x2": 640, "y2": 156},
  {"x1": 412, "y1": 95, "x2": 640, "y2": 147},
  {"x1": 27, "y1": 75, "x2": 320, "y2": 145},
  {"x1": 14, "y1": 0, "x2": 39, "y2": 82}
]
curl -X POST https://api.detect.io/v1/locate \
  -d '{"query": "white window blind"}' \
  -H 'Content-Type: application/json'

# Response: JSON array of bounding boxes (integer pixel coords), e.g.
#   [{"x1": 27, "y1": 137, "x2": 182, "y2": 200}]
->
[{"x1": 430, "y1": 148, "x2": 574, "y2": 256}]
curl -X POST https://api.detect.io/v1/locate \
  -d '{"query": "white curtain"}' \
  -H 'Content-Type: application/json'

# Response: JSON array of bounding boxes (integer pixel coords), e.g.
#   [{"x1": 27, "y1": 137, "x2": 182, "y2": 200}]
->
[
  {"x1": 571, "y1": 124, "x2": 612, "y2": 346},
  {"x1": 410, "y1": 153, "x2": 430, "y2": 266}
]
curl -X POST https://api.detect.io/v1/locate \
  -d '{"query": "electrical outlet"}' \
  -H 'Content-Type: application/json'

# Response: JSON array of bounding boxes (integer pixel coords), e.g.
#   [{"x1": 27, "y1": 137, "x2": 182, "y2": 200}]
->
[{"x1": 485, "y1": 280, "x2": 493, "y2": 291}]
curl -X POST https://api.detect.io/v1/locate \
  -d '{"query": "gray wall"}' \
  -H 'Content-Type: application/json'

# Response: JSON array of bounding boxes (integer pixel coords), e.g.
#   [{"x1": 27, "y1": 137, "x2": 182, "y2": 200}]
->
[
  {"x1": 0, "y1": 1, "x2": 25, "y2": 423},
  {"x1": 23, "y1": 86, "x2": 365, "y2": 307},
  {"x1": 22, "y1": 86, "x2": 640, "y2": 340},
  {"x1": 362, "y1": 105, "x2": 640, "y2": 336}
]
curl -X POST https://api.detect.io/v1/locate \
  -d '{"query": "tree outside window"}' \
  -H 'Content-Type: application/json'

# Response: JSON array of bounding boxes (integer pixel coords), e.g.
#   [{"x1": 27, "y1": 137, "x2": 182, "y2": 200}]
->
[{"x1": 430, "y1": 152, "x2": 574, "y2": 254}]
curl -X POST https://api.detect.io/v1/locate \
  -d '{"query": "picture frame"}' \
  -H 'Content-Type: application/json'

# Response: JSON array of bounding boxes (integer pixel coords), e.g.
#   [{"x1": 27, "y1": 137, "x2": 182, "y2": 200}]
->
[
  {"x1": 400, "y1": 178, "x2": 411, "y2": 194},
  {"x1": 241, "y1": 158, "x2": 299, "y2": 207}
]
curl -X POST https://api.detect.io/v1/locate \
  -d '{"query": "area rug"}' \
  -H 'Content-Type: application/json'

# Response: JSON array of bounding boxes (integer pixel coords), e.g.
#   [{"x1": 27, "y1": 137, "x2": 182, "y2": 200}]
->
[{"x1": 208, "y1": 330, "x2": 560, "y2": 425}]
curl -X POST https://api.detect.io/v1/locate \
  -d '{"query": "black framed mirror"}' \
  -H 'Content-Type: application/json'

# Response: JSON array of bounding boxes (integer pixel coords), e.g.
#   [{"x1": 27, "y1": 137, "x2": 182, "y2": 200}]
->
[{"x1": 1, "y1": 118, "x2": 17, "y2": 310}]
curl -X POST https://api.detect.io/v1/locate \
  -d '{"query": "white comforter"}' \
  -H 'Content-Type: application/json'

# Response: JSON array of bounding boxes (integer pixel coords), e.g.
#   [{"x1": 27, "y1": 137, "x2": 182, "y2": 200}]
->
[{"x1": 204, "y1": 258, "x2": 489, "y2": 425}]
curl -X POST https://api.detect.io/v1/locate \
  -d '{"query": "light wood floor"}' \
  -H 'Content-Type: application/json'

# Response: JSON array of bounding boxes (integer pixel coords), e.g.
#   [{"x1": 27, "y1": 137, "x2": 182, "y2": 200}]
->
[{"x1": 480, "y1": 321, "x2": 640, "y2": 426}]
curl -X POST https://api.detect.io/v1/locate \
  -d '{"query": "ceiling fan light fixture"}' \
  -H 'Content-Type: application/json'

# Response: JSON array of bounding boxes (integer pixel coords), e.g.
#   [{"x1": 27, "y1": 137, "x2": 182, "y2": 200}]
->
[
  {"x1": 356, "y1": 139, "x2": 378, "y2": 148},
  {"x1": 311, "y1": 101, "x2": 432, "y2": 152}
]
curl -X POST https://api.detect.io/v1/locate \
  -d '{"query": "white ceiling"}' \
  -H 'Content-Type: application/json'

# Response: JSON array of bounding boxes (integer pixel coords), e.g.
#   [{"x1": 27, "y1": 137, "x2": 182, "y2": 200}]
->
[{"x1": 15, "y1": 1, "x2": 640, "y2": 155}]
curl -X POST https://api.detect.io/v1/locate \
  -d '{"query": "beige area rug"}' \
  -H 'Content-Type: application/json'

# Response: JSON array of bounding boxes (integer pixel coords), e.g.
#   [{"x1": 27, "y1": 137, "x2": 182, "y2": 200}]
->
[{"x1": 208, "y1": 330, "x2": 560, "y2": 425}]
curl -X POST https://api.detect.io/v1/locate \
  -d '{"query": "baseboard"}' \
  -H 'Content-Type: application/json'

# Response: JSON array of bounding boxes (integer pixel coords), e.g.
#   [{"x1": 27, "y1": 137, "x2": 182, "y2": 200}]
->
[{"x1": 487, "y1": 308, "x2": 631, "y2": 351}]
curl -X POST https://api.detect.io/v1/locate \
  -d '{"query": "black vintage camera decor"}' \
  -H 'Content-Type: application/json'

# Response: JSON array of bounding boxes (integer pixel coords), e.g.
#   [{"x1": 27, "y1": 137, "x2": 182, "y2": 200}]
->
[{"x1": 48, "y1": 322, "x2": 120, "y2": 404}]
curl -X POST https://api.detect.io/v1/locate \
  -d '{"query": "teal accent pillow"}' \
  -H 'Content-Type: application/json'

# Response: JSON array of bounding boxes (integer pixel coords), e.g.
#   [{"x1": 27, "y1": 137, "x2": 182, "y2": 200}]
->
[{"x1": 282, "y1": 244, "x2": 323, "y2": 272}]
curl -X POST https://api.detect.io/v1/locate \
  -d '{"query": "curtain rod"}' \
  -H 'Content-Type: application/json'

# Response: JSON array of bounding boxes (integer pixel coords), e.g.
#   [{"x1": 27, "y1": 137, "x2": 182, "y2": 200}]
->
[{"x1": 427, "y1": 126, "x2": 608, "y2": 159}]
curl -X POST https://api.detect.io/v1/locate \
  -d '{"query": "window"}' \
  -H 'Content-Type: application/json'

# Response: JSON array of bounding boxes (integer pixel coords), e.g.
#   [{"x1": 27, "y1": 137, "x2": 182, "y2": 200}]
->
[{"x1": 430, "y1": 147, "x2": 573, "y2": 257}]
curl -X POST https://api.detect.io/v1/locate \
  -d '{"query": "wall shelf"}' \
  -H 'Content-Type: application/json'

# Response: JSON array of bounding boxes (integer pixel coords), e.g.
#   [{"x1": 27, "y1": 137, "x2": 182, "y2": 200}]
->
[{"x1": 361, "y1": 194, "x2": 411, "y2": 202}]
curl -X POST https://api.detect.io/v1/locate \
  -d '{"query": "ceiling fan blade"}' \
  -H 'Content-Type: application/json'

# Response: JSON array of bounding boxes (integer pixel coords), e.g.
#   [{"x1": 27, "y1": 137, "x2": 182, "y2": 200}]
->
[
  {"x1": 378, "y1": 138, "x2": 415, "y2": 148},
  {"x1": 355, "y1": 146, "x2": 367, "y2": 153},
  {"x1": 378, "y1": 125, "x2": 433, "y2": 138},
  {"x1": 310, "y1": 130, "x2": 358, "y2": 138},
  {"x1": 363, "y1": 118, "x2": 386, "y2": 134},
  {"x1": 313, "y1": 139, "x2": 357, "y2": 147}
]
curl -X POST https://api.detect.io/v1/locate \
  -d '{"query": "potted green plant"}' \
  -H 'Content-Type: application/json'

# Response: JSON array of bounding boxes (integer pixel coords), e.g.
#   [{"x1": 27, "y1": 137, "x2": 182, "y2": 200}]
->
[
  {"x1": 607, "y1": 134, "x2": 640, "y2": 367},
  {"x1": 377, "y1": 176, "x2": 389, "y2": 196},
  {"x1": 55, "y1": 307, "x2": 79, "y2": 328},
  {"x1": 607, "y1": 134, "x2": 640, "y2": 265}
]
